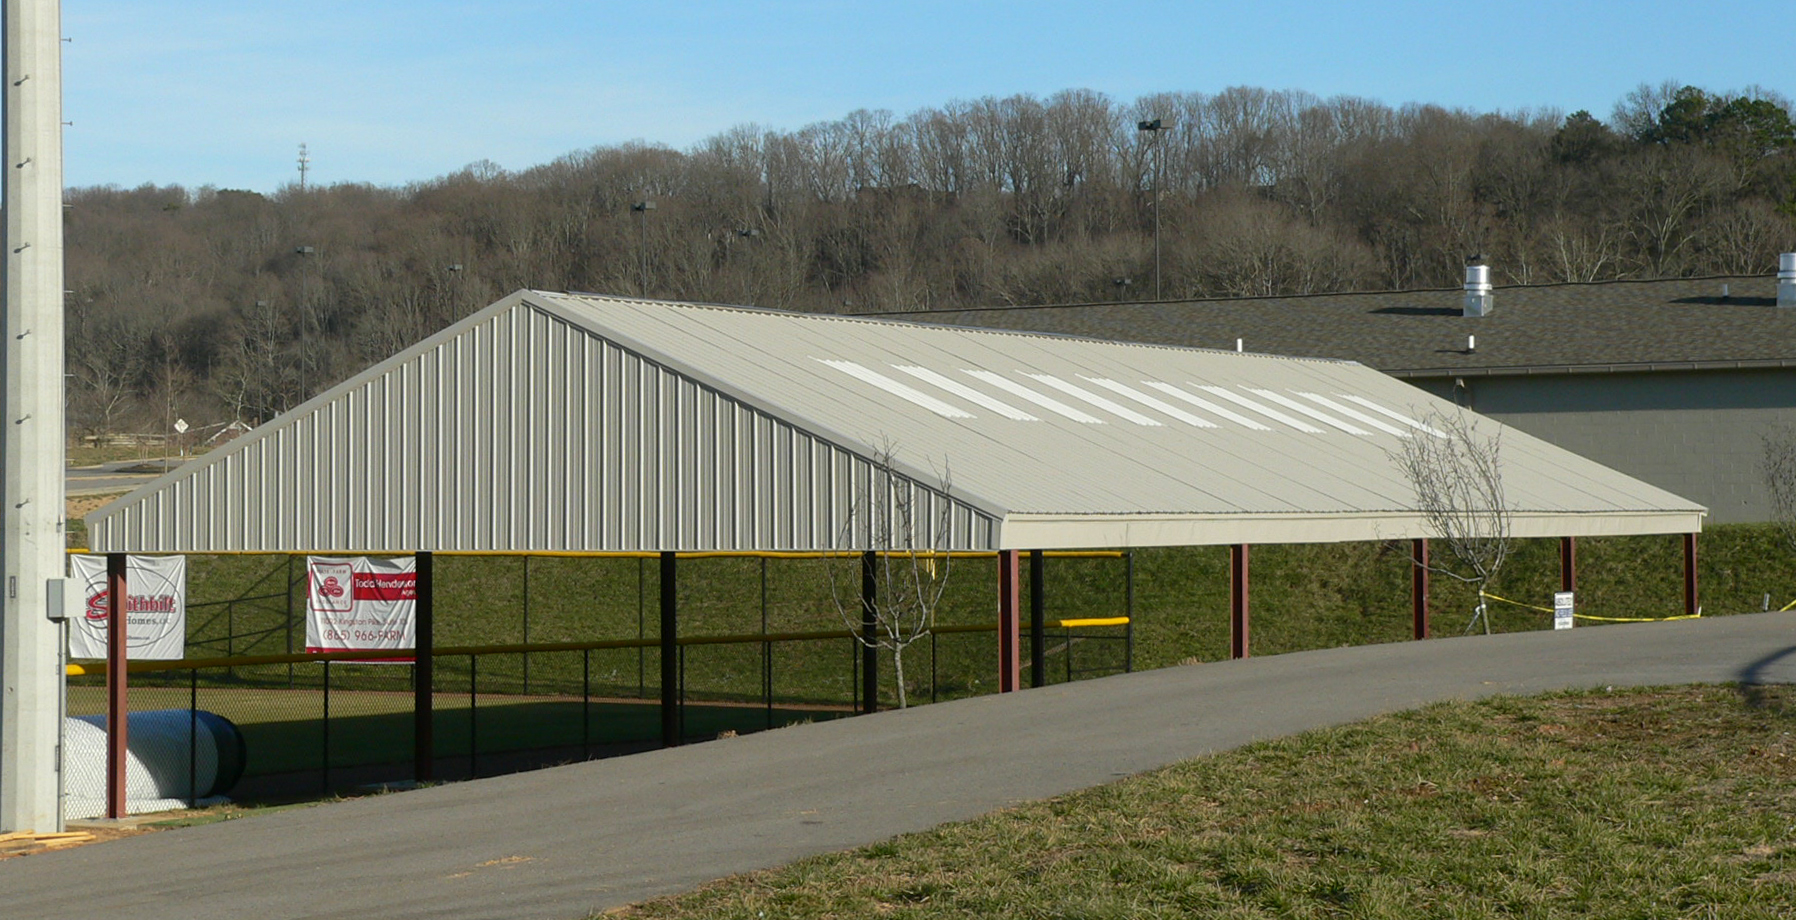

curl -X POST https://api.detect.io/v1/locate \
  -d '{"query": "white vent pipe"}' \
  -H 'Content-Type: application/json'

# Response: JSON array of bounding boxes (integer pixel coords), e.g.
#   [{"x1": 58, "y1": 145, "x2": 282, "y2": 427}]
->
[{"x1": 1779, "y1": 252, "x2": 1796, "y2": 308}]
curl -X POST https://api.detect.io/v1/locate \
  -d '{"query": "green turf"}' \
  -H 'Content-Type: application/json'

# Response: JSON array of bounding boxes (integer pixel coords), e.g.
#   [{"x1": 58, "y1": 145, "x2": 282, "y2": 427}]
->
[{"x1": 611, "y1": 685, "x2": 1796, "y2": 919}]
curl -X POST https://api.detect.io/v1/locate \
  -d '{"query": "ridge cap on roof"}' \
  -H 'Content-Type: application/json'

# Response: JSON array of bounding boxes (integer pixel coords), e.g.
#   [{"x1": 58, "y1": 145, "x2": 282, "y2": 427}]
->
[{"x1": 539, "y1": 290, "x2": 1365, "y2": 367}]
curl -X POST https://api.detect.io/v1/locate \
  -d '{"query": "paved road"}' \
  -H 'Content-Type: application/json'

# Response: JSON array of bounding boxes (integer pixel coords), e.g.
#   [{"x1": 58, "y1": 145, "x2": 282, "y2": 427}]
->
[
  {"x1": 66, "y1": 459, "x2": 175, "y2": 497},
  {"x1": 6, "y1": 613, "x2": 1795, "y2": 919}
]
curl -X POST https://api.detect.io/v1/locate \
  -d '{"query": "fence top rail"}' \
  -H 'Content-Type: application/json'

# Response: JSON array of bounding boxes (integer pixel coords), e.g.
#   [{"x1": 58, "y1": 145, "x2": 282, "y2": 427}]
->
[
  {"x1": 63, "y1": 618, "x2": 1128, "y2": 676},
  {"x1": 64, "y1": 548, "x2": 1125, "y2": 560}
]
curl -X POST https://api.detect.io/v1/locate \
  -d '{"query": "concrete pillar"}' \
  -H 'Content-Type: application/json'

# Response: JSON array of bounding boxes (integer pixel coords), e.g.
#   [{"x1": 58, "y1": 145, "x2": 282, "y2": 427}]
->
[{"x1": 1, "y1": 0, "x2": 67, "y2": 833}]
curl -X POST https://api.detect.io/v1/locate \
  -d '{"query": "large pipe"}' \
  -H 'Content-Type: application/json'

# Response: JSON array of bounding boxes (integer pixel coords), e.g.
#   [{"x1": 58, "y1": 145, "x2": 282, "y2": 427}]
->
[{"x1": 1, "y1": 0, "x2": 68, "y2": 834}]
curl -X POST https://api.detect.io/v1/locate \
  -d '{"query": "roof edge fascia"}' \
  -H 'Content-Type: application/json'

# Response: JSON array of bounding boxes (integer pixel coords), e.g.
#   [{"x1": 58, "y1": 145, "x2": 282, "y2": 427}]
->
[{"x1": 999, "y1": 509, "x2": 1706, "y2": 550}]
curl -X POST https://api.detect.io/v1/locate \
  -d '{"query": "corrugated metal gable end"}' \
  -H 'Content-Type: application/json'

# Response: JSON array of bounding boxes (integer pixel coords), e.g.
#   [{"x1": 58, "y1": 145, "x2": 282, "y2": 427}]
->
[{"x1": 88, "y1": 301, "x2": 997, "y2": 553}]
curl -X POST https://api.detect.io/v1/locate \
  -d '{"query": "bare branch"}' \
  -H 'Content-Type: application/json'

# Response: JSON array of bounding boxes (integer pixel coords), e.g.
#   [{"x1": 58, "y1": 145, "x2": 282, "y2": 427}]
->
[
  {"x1": 824, "y1": 439, "x2": 955, "y2": 708},
  {"x1": 1390, "y1": 408, "x2": 1512, "y2": 634}
]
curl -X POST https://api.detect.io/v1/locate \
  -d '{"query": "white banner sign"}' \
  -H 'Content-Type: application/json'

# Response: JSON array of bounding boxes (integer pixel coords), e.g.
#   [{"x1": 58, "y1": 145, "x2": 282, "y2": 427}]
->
[
  {"x1": 68, "y1": 555, "x2": 187, "y2": 660},
  {"x1": 305, "y1": 556, "x2": 417, "y2": 658}
]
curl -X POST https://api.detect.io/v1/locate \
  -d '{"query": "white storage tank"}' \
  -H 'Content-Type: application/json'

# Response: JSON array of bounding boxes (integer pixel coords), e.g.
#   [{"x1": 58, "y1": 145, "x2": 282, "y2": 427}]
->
[{"x1": 64, "y1": 710, "x2": 247, "y2": 819}]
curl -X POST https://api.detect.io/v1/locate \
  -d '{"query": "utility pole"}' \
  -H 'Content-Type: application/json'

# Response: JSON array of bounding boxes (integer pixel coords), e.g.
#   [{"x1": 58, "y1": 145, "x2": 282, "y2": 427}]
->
[
  {"x1": 631, "y1": 201, "x2": 655, "y2": 297},
  {"x1": 295, "y1": 246, "x2": 316, "y2": 402},
  {"x1": 2, "y1": 0, "x2": 69, "y2": 833}
]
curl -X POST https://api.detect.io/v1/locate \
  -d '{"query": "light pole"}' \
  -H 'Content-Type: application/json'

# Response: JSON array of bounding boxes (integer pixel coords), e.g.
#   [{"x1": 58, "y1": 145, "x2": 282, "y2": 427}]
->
[
  {"x1": 1137, "y1": 118, "x2": 1170, "y2": 300},
  {"x1": 294, "y1": 246, "x2": 316, "y2": 401},
  {"x1": 631, "y1": 201, "x2": 656, "y2": 297}
]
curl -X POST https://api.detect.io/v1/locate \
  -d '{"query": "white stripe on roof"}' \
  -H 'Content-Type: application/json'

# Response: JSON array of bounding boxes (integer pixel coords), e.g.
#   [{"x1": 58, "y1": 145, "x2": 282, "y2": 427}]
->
[
  {"x1": 1337, "y1": 394, "x2": 1447, "y2": 437},
  {"x1": 1196, "y1": 385, "x2": 1323, "y2": 433},
  {"x1": 1141, "y1": 382, "x2": 1272, "y2": 430},
  {"x1": 1079, "y1": 377, "x2": 1218, "y2": 428},
  {"x1": 1295, "y1": 392, "x2": 1409, "y2": 437},
  {"x1": 892, "y1": 365, "x2": 1037, "y2": 421},
  {"x1": 1245, "y1": 387, "x2": 1369, "y2": 435},
  {"x1": 1025, "y1": 374, "x2": 1163, "y2": 426},
  {"x1": 963, "y1": 370, "x2": 1104, "y2": 424},
  {"x1": 815, "y1": 359, "x2": 974, "y2": 418}
]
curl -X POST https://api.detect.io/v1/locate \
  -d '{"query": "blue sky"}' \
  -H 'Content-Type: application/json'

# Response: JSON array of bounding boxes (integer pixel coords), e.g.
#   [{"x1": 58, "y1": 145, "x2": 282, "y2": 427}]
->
[{"x1": 59, "y1": 0, "x2": 1794, "y2": 192}]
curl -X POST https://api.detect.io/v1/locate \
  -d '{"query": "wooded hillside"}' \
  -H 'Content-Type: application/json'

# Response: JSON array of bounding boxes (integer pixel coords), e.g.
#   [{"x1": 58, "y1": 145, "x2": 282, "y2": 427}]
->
[{"x1": 65, "y1": 81, "x2": 1796, "y2": 439}]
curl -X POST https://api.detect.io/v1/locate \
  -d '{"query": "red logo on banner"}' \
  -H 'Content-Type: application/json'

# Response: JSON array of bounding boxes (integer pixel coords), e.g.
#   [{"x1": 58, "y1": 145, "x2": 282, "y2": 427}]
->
[
  {"x1": 353, "y1": 571, "x2": 417, "y2": 602},
  {"x1": 318, "y1": 576, "x2": 347, "y2": 598},
  {"x1": 85, "y1": 591, "x2": 108, "y2": 621}
]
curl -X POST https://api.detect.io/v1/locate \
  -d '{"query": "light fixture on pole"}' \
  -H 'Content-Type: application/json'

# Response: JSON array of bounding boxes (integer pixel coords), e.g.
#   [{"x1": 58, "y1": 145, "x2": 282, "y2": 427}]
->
[
  {"x1": 1137, "y1": 118, "x2": 1170, "y2": 300},
  {"x1": 631, "y1": 201, "x2": 656, "y2": 297}
]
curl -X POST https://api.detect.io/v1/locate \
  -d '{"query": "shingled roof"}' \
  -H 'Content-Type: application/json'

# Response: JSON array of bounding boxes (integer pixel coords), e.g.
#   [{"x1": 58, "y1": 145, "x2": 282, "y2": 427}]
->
[{"x1": 863, "y1": 274, "x2": 1795, "y2": 378}]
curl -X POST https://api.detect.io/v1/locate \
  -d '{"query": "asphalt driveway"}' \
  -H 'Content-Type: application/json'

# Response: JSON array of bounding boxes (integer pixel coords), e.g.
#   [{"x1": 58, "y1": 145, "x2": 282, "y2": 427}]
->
[{"x1": 5, "y1": 611, "x2": 1793, "y2": 920}]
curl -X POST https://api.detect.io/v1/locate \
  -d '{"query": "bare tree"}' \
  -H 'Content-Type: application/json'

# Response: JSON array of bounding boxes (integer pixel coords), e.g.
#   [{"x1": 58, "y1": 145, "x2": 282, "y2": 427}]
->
[
  {"x1": 1392, "y1": 408, "x2": 1512, "y2": 634},
  {"x1": 826, "y1": 445, "x2": 954, "y2": 709}
]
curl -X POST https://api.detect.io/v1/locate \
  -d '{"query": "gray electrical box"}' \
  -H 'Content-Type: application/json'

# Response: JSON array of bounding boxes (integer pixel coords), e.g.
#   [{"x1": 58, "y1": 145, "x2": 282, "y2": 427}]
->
[{"x1": 46, "y1": 577, "x2": 69, "y2": 622}]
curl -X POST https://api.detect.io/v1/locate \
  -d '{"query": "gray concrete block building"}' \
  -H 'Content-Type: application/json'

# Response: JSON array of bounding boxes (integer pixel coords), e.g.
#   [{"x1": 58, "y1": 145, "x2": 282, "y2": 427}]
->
[{"x1": 866, "y1": 259, "x2": 1796, "y2": 525}]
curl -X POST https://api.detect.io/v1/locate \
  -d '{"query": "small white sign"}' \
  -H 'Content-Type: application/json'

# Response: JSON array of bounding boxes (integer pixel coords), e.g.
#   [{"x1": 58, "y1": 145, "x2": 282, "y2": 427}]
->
[
  {"x1": 1554, "y1": 591, "x2": 1575, "y2": 630},
  {"x1": 173, "y1": 418, "x2": 189, "y2": 434}
]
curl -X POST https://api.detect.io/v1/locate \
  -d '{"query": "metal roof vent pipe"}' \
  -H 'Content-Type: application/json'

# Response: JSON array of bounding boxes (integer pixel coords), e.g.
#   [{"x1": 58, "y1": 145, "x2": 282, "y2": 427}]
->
[
  {"x1": 1463, "y1": 255, "x2": 1493, "y2": 317},
  {"x1": 1778, "y1": 252, "x2": 1796, "y2": 308}
]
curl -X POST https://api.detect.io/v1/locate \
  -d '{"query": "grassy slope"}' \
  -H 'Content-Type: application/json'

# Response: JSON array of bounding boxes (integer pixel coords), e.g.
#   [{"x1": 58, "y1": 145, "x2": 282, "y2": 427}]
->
[{"x1": 615, "y1": 686, "x2": 1796, "y2": 919}]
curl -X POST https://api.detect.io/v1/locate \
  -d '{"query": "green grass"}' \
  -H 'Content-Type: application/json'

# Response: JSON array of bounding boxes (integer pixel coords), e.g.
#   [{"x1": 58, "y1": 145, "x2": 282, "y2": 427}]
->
[{"x1": 613, "y1": 685, "x2": 1796, "y2": 919}]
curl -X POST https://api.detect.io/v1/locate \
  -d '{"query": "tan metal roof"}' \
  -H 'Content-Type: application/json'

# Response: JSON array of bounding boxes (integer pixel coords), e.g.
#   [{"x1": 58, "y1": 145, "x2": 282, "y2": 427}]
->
[{"x1": 87, "y1": 290, "x2": 1704, "y2": 553}]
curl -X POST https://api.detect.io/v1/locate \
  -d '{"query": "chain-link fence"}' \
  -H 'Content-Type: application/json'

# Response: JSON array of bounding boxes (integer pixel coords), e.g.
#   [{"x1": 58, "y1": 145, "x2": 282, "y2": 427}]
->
[{"x1": 67, "y1": 550, "x2": 1133, "y2": 804}]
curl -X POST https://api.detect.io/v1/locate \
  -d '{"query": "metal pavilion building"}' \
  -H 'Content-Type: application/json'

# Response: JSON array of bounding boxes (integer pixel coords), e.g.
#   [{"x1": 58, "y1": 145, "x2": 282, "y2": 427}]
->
[{"x1": 87, "y1": 290, "x2": 1706, "y2": 697}]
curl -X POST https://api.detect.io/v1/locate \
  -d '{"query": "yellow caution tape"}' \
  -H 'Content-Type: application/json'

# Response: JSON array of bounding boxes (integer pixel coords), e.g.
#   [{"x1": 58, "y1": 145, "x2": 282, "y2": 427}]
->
[
  {"x1": 1478, "y1": 591, "x2": 1554, "y2": 614},
  {"x1": 1570, "y1": 612, "x2": 1702, "y2": 623},
  {"x1": 1479, "y1": 590, "x2": 1700, "y2": 622},
  {"x1": 1780, "y1": 597, "x2": 1796, "y2": 613}
]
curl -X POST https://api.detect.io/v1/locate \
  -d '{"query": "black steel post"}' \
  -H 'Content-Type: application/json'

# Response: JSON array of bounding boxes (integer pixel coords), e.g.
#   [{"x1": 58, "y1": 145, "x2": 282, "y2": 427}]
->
[
  {"x1": 1125, "y1": 551, "x2": 1135, "y2": 672},
  {"x1": 188, "y1": 668, "x2": 199, "y2": 808},
  {"x1": 413, "y1": 551, "x2": 435, "y2": 783},
  {"x1": 286, "y1": 554, "x2": 296, "y2": 687},
  {"x1": 469, "y1": 654, "x2": 478, "y2": 778},
  {"x1": 1030, "y1": 549, "x2": 1046, "y2": 688},
  {"x1": 762, "y1": 557, "x2": 772, "y2": 730},
  {"x1": 322, "y1": 660, "x2": 332, "y2": 792},
  {"x1": 582, "y1": 648, "x2": 591, "y2": 760},
  {"x1": 861, "y1": 550, "x2": 878, "y2": 714},
  {"x1": 660, "y1": 551, "x2": 679, "y2": 747}
]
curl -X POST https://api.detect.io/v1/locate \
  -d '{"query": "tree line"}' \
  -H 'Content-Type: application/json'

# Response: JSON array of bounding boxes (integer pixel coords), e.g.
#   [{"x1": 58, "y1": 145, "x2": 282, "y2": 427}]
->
[{"x1": 64, "y1": 80, "x2": 1796, "y2": 440}]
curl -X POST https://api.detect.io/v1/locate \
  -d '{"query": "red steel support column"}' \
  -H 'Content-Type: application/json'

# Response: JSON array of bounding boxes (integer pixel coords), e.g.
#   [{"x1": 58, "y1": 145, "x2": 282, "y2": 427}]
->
[
  {"x1": 105, "y1": 552, "x2": 128, "y2": 819},
  {"x1": 1560, "y1": 536, "x2": 1576, "y2": 594},
  {"x1": 1411, "y1": 538, "x2": 1430, "y2": 640},
  {"x1": 1684, "y1": 532, "x2": 1699, "y2": 617},
  {"x1": 997, "y1": 551, "x2": 1020, "y2": 692},
  {"x1": 1230, "y1": 544, "x2": 1250, "y2": 659}
]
